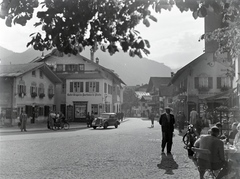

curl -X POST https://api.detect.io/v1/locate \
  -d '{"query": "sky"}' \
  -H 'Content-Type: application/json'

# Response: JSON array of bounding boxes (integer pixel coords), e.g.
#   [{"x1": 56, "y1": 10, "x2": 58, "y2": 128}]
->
[{"x1": 0, "y1": 6, "x2": 205, "y2": 70}]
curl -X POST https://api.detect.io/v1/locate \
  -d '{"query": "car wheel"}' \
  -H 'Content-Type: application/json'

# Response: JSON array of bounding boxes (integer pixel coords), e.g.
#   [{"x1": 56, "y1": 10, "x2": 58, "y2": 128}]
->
[
  {"x1": 103, "y1": 123, "x2": 108, "y2": 129},
  {"x1": 115, "y1": 124, "x2": 118, "y2": 128},
  {"x1": 93, "y1": 126, "x2": 97, "y2": 129}
]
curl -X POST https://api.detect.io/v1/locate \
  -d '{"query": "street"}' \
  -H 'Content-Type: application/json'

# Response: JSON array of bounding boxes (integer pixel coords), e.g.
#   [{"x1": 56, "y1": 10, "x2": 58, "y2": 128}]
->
[{"x1": 0, "y1": 118, "x2": 199, "y2": 179}]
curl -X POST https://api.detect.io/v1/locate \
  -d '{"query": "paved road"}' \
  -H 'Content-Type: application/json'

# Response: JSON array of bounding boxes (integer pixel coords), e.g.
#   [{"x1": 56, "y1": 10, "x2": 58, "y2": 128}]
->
[{"x1": 0, "y1": 118, "x2": 199, "y2": 179}]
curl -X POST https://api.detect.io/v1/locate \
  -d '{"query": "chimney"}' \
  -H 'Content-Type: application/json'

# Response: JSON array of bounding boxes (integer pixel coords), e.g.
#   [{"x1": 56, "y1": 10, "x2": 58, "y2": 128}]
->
[
  {"x1": 96, "y1": 58, "x2": 99, "y2": 64},
  {"x1": 171, "y1": 72, "x2": 174, "y2": 77}
]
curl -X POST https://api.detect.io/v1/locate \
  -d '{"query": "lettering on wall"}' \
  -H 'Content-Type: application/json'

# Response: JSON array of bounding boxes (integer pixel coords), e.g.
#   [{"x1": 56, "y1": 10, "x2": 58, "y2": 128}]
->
[{"x1": 67, "y1": 93, "x2": 102, "y2": 97}]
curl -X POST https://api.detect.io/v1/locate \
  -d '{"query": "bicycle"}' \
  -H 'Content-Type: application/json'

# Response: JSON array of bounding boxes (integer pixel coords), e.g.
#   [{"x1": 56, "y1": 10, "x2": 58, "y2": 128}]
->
[{"x1": 183, "y1": 124, "x2": 198, "y2": 156}]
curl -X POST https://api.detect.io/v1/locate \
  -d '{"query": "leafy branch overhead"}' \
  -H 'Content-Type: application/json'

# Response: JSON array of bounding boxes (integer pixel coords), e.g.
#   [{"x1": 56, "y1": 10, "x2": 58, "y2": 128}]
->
[{"x1": 0, "y1": 0, "x2": 239, "y2": 58}]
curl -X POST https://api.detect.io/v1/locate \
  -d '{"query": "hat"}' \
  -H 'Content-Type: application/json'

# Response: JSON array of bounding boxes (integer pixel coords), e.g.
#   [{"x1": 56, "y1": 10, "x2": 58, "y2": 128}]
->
[
  {"x1": 165, "y1": 106, "x2": 171, "y2": 109},
  {"x1": 215, "y1": 122, "x2": 222, "y2": 128}
]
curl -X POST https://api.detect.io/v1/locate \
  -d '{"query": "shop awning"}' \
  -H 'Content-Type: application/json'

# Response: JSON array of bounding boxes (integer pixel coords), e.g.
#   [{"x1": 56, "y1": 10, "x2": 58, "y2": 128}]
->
[{"x1": 205, "y1": 88, "x2": 236, "y2": 102}]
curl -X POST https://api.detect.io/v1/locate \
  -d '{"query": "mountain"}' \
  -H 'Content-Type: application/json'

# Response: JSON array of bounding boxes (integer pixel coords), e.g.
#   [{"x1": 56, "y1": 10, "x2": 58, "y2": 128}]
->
[
  {"x1": 0, "y1": 47, "x2": 50, "y2": 65},
  {"x1": 0, "y1": 46, "x2": 172, "y2": 86}
]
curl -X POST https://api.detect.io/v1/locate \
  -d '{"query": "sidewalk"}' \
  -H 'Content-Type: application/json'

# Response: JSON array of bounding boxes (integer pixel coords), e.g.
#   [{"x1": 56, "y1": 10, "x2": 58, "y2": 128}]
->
[
  {"x1": 0, "y1": 118, "x2": 129, "y2": 134},
  {"x1": 0, "y1": 122, "x2": 88, "y2": 133}
]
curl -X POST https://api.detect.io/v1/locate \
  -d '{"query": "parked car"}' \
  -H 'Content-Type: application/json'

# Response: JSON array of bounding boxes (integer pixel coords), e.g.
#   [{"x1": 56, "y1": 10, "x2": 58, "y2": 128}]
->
[{"x1": 92, "y1": 113, "x2": 120, "y2": 129}]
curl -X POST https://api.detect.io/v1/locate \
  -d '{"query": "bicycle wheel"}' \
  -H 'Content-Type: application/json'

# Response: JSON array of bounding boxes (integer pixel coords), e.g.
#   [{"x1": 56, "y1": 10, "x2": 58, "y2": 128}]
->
[
  {"x1": 183, "y1": 133, "x2": 190, "y2": 145},
  {"x1": 63, "y1": 123, "x2": 70, "y2": 130}
]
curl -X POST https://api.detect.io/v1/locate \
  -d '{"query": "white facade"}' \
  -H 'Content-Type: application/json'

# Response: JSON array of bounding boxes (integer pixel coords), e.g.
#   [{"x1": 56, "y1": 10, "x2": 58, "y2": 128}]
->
[{"x1": 34, "y1": 51, "x2": 125, "y2": 122}]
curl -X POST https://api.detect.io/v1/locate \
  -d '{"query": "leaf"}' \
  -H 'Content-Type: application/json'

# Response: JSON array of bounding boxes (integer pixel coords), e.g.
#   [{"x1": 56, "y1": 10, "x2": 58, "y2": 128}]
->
[
  {"x1": 143, "y1": 18, "x2": 150, "y2": 27},
  {"x1": 5, "y1": 16, "x2": 12, "y2": 27},
  {"x1": 34, "y1": 22, "x2": 42, "y2": 27},
  {"x1": 148, "y1": 15, "x2": 157, "y2": 22},
  {"x1": 192, "y1": 10, "x2": 198, "y2": 19},
  {"x1": 144, "y1": 39, "x2": 150, "y2": 48}
]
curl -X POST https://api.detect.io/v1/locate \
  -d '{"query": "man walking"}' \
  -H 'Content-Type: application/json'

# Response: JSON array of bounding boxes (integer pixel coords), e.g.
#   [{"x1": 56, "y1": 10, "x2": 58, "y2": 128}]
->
[
  {"x1": 149, "y1": 110, "x2": 155, "y2": 128},
  {"x1": 159, "y1": 107, "x2": 175, "y2": 155}
]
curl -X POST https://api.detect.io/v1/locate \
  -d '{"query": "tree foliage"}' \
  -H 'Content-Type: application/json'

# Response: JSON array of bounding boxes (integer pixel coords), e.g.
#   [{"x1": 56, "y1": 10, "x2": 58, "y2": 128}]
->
[
  {"x1": 0, "y1": 0, "x2": 239, "y2": 58},
  {"x1": 122, "y1": 87, "x2": 139, "y2": 112}
]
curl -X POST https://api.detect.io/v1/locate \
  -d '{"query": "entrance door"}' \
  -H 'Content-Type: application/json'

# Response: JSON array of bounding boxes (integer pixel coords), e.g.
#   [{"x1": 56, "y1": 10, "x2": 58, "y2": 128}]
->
[{"x1": 74, "y1": 102, "x2": 87, "y2": 122}]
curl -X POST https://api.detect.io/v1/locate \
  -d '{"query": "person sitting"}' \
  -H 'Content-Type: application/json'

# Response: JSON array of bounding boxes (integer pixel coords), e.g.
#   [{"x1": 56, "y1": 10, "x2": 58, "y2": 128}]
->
[
  {"x1": 233, "y1": 123, "x2": 240, "y2": 151},
  {"x1": 228, "y1": 122, "x2": 239, "y2": 145},
  {"x1": 194, "y1": 126, "x2": 230, "y2": 179}
]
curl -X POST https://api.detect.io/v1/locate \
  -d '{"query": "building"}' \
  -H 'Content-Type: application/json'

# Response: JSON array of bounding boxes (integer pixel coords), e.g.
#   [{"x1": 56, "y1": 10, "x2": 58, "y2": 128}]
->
[
  {"x1": 146, "y1": 77, "x2": 173, "y2": 115},
  {"x1": 0, "y1": 63, "x2": 62, "y2": 125},
  {"x1": 31, "y1": 49, "x2": 125, "y2": 122},
  {"x1": 170, "y1": 53, "x2": 232, "y2": 121}
]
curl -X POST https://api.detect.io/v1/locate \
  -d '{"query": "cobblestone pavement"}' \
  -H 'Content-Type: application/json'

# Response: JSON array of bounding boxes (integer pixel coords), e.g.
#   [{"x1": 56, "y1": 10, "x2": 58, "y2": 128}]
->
[{"x1": 0, "y1": 118, "x2": 200, "y2": 179}]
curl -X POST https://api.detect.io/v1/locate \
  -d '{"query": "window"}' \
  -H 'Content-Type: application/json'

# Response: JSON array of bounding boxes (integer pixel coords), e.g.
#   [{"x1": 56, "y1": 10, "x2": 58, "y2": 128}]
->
[
  {"x1": 86, "y1": 82, "x2": 99, "y2": 92},
  {"x1": 194, "y1": 77, "x2": 213, "y2": 89},
  {"x1": 17, "y1": 80, "x2": 26, "y2": 96},
  {"x1": 117, "y1": 86, "x2": 120, "y2": 96},
  {"x1": 39, "y1": 70, "x2": 43, "y2": 78},
  {"x1": 30, "y1": 82, "x2": 37, "y2": 94},
  {"x1": 48, "y1": 85, "x2": 54, "y2": 95},
  {"x1": 61, "y1": 83, "x2": 66, "y2": 93},
  {"x1": 32, "y1": 70, "x2": 36, "y2": 77},
  {"x1": 38, "y1": 83, "x2": 45, "y2": 94},
  {"x1": 38, "y1": 106, "x2": 44, "y2": 116},
  {"x1": 66, "y1": 64, "x2": 77, "y2": 72},
  {"x1": 108, "y1": 84, "x2": 112, "y2": 94},
  {"x1": 70, "y1": 82, "x2": 84, "y2": 92},
  {"x1": 79, "y1": 64, "x2": 85, "y2": 71},
  {"x1": 199, "y1": 77, "x2": 208, "y2": 88},
  {"x1": 217, "y1": 77, "x2": 231, "y2": 88},
  {"x1": 104, "y1": 83, "x2": 107, "y2": 93},
  {"x1": 56, "y1": 64, "x2": 63, "y2": 72},
  {"x1": 65, "y1": 64, "x2": 85, "y2": 72}
]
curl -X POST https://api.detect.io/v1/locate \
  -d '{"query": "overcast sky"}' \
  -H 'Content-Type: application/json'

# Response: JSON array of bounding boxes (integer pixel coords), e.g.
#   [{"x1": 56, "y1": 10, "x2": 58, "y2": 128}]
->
[{"x1": 0, "y1": 6, "x2": 204, "y2": 70}]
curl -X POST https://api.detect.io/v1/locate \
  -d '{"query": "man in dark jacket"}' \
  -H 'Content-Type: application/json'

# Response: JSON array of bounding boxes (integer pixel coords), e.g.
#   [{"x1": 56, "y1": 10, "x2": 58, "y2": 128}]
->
[{"x1": 159, "y1": 107, "x2": 175, "y2": 155}]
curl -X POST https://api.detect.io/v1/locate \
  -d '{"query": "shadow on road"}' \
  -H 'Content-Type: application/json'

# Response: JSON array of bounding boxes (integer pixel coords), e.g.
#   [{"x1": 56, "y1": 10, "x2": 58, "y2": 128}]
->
[{"x1": 157, "y1": 153, "x2": 179, "y2": 175}]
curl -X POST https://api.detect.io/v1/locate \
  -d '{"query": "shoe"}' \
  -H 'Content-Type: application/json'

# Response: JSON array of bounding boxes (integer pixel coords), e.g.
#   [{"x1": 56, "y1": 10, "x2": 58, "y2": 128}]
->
[
  {"x1": 24, "y1": 130, "x2": 27, "y2": 132},
  {"x1": 167, "y1": 152, "x2": 172, "y2": 155}
]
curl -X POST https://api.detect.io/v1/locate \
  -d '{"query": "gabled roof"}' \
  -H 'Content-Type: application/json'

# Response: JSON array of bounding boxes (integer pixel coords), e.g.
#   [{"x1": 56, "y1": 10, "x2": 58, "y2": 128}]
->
[
  {"x1": 170, "y1": 53, "x2": 210, "y2": 85},
  {"x1": 147, "y1": 77, "x2": 171, "y2": 92},
  {"x1": 31, "y1": 49, "x2": 126, "y2": 85},
  {"x1": 0, "y1": 63, "x2": 62, "y2": 84}
]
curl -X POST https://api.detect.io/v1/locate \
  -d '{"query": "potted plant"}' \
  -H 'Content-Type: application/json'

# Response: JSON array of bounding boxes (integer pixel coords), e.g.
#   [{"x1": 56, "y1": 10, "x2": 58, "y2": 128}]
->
[
  {"x1": 39, "y1": 93, "x2": 45, "y2": 98},
  {"x1": 31, "y1": 92, "x2": 37, "y2": 98},
  {"x1": 48, "y1": 93, "x2": 54, "y2": 99}
]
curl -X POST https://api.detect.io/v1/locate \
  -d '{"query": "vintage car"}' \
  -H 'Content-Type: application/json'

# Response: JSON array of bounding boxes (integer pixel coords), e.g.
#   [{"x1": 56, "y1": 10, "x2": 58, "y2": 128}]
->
[{"x1": 91, "y1": 113, "x2": 120, "y2": 129}]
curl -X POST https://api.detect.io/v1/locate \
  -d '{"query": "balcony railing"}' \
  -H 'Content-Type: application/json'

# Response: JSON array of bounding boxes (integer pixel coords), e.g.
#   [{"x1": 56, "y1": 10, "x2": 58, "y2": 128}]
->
[{"x1": 198, "y1": 86, "x2": 210, "y2": 92}]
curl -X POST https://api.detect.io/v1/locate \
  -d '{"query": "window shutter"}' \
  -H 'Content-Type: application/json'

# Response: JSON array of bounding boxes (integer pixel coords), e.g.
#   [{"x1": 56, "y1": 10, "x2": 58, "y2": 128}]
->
[
  {"x1": 80, "y1": 82, "x2": 83, "y2": 92},
  {"x1": 24, "y1": 85, "x2": 26, "y2": 94},
  {"x1": 17, "y1": 85, "x2": 20, "y2": 94},
  {"x1": 96, "y1": 82, "x2": 99, "y2": 92},
  {"x1": 217, "y1": 77, "x2": 221, "y2": 89},
  {"x1": 86, "y1": 82, "x2": 89, "y2": 92},
  {"x1": 70, "y1": 82, "x2": 73, "y2": 92},
  {"x1": 208, "y1": 77, "x2": 213, "y2": 89},
  {"x1": 194, "y1": 77, "x2": 199, "y2": 89}
]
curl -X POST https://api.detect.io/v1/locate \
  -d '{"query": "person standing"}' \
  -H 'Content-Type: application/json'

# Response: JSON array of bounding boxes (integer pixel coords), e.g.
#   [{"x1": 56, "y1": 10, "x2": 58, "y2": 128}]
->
[
  {"x1": 190, "y1": 108, "x2": 201, "y2": 136},
  {"x1": 149, "y1": 111, "x2": 155, "y2": 128},
  {"x1": 159, "y1": 107, "x2": 175, "y2": 155},
  {"x1": 19, "y1": 108, "x2": 27, "y2": 132},
  {"x1": 177, "y1": 111, "x2": 185, "y2": 133}
]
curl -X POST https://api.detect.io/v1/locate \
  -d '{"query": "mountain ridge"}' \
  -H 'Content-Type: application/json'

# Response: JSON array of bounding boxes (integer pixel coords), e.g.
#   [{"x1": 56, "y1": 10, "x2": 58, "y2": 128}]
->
[{"x1": 0, "y1": 46, "x2": 173, "y2": 86}]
